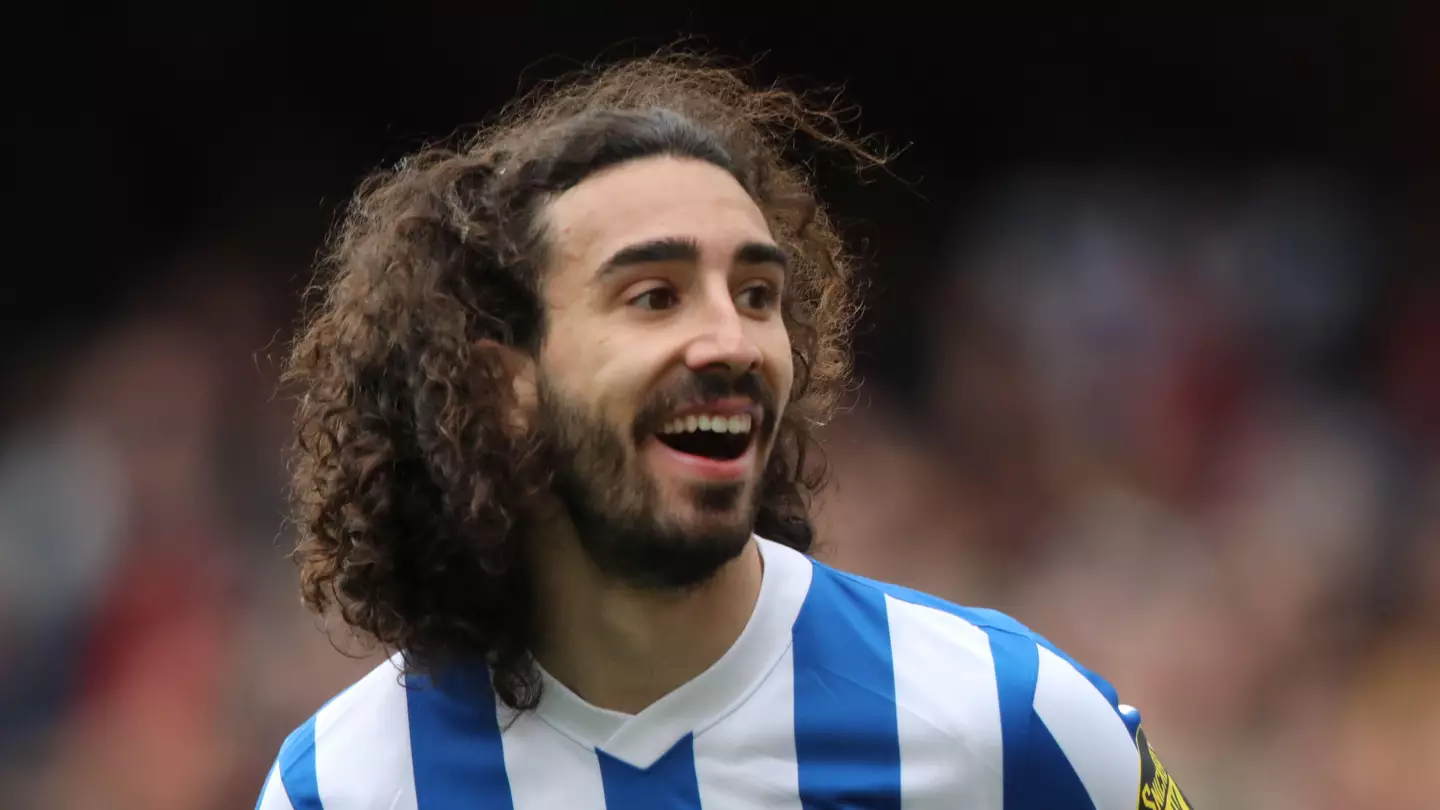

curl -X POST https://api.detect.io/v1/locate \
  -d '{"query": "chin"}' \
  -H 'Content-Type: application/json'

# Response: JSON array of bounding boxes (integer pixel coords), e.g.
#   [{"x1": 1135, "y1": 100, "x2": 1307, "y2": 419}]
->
[
  {"x1": 677, "y1": 515, "x2": 756, "y2": 548},
  {"x1": 601, "y1": 514, "x2": 754, "y2": 591},
  {"x1": 667, "y1": 474, "x2": 756, "y2": 518}
]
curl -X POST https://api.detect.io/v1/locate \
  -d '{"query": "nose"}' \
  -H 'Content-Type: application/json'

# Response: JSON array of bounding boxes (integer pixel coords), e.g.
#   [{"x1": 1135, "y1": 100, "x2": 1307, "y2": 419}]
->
[{"x1": 682, "y1": 290, "x2": 763, "y2": 376}]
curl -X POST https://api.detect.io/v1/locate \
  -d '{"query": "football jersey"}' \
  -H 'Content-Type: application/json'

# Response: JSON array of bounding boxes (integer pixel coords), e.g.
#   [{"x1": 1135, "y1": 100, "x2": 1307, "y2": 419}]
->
[{"x1": 256, "y1": 537, "x2": 1192, "y2": 809}]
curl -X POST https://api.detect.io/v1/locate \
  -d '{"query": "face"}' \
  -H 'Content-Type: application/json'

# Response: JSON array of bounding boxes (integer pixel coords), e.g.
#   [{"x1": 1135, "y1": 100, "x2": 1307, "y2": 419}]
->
[{"x1": 533, "y1": 155, "x2": 794, "y2": 589}]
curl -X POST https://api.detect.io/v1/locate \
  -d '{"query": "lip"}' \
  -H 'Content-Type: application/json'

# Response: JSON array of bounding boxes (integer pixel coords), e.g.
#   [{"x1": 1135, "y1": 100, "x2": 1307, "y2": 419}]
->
[
  {"x1": 665, "y1": 398, "x2": 761, "y2": 419},
  {"x1": 643, "y1": 433, "x2": 757, "y2": 482}
]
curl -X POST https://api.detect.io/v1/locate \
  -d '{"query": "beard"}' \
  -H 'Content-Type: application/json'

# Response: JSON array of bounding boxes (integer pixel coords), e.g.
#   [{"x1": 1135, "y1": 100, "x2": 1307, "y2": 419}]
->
[{"x1": 534, "y1": 368, "x2": 776, "y2": 591}]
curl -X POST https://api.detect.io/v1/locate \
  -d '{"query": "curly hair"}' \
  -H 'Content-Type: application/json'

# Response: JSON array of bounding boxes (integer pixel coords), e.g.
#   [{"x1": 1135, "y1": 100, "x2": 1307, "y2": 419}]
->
[{"x1": 283, "y1": 51, "x2": 884, "y2": 710}]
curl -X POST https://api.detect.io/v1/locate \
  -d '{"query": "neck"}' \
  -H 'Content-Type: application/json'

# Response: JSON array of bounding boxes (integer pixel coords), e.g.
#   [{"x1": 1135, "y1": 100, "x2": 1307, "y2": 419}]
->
[{"x1": 527, "y1": 518, "x2": 764, "y2": 715}]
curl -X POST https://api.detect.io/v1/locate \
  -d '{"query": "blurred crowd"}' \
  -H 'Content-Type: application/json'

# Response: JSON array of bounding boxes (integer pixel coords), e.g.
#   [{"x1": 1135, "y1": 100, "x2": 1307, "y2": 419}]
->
[{"x1": 1, "y1": 170, "x2": 1436, "y2": 810}]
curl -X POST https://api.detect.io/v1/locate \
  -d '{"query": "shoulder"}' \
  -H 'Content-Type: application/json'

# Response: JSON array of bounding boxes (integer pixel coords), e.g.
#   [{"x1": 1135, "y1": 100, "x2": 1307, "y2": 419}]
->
[
  {"x1": 805, "y1": 560, "x2": 1191, "y2": 809},
  {"x1": 255, "y1": 655, "x2": 418, "y2": 810},
  {"x1": 804, "y1": 556, "x2": 1088, "y2": 684}
]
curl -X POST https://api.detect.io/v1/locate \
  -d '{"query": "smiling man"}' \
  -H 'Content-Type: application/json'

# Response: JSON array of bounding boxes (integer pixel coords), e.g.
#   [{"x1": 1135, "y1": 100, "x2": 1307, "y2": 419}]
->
[{"x1": 259, "y1": 54, "x2": 1193, "y2": 809}]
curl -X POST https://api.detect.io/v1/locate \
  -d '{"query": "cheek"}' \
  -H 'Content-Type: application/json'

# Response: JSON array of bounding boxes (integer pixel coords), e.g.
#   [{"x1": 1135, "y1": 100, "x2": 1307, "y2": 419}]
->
[{"x1": 548, "y1": 331, "x2": 662, "y2": 418}]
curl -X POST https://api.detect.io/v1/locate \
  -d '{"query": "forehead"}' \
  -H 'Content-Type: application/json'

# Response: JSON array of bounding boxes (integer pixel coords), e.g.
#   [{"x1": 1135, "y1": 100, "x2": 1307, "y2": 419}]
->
[{"x1": 541, "y1": 156, "x2": 773, "y2": 278}]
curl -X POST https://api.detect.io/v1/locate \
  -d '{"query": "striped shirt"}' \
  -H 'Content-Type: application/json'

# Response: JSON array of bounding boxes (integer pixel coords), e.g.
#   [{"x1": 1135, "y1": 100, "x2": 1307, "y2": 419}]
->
[{"x1": 257, "y1": 537, "x2": 1190, "y2": 809}]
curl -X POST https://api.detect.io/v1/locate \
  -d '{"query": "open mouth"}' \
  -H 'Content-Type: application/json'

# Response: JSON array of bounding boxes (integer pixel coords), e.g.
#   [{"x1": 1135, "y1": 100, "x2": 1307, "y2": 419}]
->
[{"x1": 654, "y1": 412, "x2": 755, "y2": 461}]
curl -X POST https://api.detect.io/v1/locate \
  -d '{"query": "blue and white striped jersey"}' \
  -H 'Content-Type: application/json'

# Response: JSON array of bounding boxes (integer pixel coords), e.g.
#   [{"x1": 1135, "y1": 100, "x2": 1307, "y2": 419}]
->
[{"x1": 257, "y1": 538, "x2": 1191, "y2": 809}]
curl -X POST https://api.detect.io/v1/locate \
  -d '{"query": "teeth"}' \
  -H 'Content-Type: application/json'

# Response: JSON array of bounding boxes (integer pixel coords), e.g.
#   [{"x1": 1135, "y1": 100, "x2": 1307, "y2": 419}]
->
[{"x1": 661, "y1": 413, "x2": 753, "y2": 435}]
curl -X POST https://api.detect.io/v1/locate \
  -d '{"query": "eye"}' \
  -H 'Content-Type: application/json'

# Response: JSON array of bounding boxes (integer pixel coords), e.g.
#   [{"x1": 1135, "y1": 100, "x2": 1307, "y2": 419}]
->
[
  {"x1": 629, "y1": 286, "x2": 679, "y2": 311},
  {"x1": 737, "y1": 283, "x2": 779, "y2": 312}
]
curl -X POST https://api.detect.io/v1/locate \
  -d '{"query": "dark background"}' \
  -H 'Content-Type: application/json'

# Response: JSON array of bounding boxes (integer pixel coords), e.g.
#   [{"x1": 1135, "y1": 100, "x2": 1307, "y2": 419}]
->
[{"x1": 16, "y1": 6, "x2": 1436, "y2": 392}]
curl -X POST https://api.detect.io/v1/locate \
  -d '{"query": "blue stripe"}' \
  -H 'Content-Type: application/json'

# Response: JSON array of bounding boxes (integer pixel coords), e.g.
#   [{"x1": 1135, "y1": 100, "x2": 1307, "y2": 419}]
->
[
  {"x1": 406, "y1": 665, "x2": 515, "y2": 810},
  {"x1": 277, "y1": 714, "x2": 323, "y2": 810},
  {"x1": 597, "y1": 735, "x2": 703, "y2": 809},
  {"x1": 986, "y1": 629, "x2": 1041, "y2": 810},
  {"x1": 791, "y1": 565, "x2": 902, "y2": 810}
]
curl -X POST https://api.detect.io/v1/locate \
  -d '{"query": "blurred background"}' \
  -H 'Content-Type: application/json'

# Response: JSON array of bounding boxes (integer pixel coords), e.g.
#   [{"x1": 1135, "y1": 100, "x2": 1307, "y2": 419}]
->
[{"x1": 5, "y1": 7, "x2": 1438, "y2": 809}]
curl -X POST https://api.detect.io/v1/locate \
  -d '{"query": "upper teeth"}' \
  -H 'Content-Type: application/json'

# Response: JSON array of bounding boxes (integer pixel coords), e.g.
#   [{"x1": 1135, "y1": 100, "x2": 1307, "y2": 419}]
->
[{"x1": 660, "y1": 413, "x2": 753, "y2": 435}]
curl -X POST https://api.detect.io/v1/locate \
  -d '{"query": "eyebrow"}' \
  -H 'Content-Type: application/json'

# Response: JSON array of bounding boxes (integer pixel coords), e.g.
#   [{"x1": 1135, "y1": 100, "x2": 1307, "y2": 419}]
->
[{"x1": 593, "y1": 236, "x2": 788, "y2": 283}]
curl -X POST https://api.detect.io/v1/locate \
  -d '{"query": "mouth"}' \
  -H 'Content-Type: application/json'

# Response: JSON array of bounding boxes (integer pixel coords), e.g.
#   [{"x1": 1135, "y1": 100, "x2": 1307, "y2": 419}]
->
[{"x1": 653, "y1": 409, "x2": 756, "y2": 462}]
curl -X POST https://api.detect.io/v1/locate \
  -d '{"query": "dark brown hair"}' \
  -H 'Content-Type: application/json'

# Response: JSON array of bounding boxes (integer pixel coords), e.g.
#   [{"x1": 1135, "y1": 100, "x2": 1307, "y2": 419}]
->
[{"x1": 284, "y1": 52, "x2": 883, "y2": 709}]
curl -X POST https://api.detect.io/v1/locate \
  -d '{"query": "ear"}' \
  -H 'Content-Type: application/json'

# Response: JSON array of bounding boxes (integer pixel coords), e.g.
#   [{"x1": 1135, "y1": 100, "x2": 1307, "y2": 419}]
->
[{"x1": 476, "y1": 338, "x2": 538, "y2": 436}]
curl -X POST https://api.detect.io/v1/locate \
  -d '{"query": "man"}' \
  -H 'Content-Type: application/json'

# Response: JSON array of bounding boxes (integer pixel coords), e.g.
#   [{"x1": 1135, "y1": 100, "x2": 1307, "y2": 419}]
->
[{"x1": 258, "y1": 54, "x2": 1193, "y2": 809}]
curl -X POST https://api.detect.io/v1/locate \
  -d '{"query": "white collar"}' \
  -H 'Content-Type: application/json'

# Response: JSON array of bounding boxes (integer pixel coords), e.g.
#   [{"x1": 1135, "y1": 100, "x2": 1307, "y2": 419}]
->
[{"x1": 528, "y1": 536, "x2": 814, "y2": 768}]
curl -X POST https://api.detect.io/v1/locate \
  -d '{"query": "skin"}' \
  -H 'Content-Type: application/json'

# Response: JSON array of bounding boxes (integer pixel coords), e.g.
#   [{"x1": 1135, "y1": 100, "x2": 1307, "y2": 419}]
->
[{"x1": 497, "y1": 156, "x2": 795, "y2": 714}]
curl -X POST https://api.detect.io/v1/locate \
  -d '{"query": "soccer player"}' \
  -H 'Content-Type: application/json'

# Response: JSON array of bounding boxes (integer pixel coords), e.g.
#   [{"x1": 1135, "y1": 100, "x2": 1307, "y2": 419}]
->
[{"x1": 258, "y1": 54, "x2": 1194, "y2": 809}]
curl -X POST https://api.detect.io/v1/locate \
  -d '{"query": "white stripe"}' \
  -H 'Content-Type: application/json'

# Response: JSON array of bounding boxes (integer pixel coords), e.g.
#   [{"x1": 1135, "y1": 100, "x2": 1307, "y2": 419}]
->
[
  {"x1": 256, "y1": 763, "x2": 295, "y2": 810},
  {"x1": 1032, "y1": 645, "x2": 1140, "y2": 810},
  {"x1": 314, "y1": 657, "x2": 418, "y2": 809},
  {"x1": 502, "y1": 709, "x2": 608, "y2": 810},
  {"x1": 693, "y1": 645, "x2": 803, "y2": 809},
  {"x1": 885, "y1": 597, "x2": 1004, "y2": 810}
]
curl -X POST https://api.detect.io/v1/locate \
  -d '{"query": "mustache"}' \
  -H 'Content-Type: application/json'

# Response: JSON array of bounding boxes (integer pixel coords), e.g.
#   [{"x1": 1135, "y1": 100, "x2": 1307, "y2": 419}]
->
[{"x1": 634, "y1": 369, "x2": 777, "y2": 438}]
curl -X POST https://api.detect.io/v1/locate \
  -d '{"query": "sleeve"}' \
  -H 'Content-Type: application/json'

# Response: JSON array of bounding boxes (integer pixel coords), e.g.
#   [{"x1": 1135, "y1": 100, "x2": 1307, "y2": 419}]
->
[
  {"x1": 989, "y1": 629, "x2": 1195, "y2": 809},
  {"x1": 255, "y1": 762, "x2": 298, "y2": 810}
]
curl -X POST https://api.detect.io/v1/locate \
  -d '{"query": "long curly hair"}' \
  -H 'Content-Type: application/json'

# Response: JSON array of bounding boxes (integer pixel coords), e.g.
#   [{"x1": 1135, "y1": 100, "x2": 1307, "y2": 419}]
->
[{"x1": 283, "y1": 52, "x2": 884, "y2": 710}]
